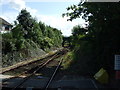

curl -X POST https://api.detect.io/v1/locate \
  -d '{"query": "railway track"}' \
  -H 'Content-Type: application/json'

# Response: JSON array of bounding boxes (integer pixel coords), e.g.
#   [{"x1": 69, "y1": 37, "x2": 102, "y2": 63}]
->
[
  {"x1": 2, "y1": 49, "x2": 67, "y2": 75},
  {"x1": 2, "y1": 53, "x2": 56, "y2": 75},
  {"x1": 44, "y1": 58, "x2": 63, "y2": 90},
  {"x1": 2, "y1": 49, "x2": 68, "y2": 90}
]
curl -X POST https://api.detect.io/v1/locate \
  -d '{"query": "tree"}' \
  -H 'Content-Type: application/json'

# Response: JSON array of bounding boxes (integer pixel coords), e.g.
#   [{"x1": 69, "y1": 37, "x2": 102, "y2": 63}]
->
[
  {"x1": 2, "y1": 33, "x2": 16, "y2": 54},
  {"x1": 39, "y1": 21, "x2": 46, "y2": 36},
  {"x1": 17, "y1": 9, "x2": 34, "y2": 39},
  {"x1": 2, "y1": 9, "x2": 64, "y2": 67},
  {"x1": 63, "y1": 2, "x2": 120, "y2": 75}
]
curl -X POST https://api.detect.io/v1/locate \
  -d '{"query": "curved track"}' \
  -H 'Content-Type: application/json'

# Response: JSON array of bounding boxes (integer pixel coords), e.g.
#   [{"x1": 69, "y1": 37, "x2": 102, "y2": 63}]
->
[{"x1": 2, "y1": 49, "x2": 68, "y2": 90}]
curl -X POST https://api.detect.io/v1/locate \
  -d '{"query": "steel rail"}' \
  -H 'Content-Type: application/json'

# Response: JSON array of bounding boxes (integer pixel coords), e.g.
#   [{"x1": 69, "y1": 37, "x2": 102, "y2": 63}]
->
[
  {"x1": 11, "y1": 52, "x2": 60, "y2": 90},
  {"x1": 1, "y1": 51, "x2": 57, "y2": 74},
  {"x1": 2, "y1": 51, "x2": 60, "y2": 83},
  {"x1": 45, "y1": 58, "x2": 63, "y2": 90}
]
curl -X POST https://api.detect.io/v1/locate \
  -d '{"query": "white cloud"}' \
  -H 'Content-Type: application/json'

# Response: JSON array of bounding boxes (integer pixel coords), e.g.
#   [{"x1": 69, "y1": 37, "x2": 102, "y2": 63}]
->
[
  {"x1": 9, "y1": 0, "x2": 26, "y2": 11},
  {"x1": 1, "y1": 12, "x2": 86, "y2": 36},
  {"x1": 1, "y1": 0, "x2": 38, "y2": 22},
  {"x1": 26, "y1": 7, "x2": 38, "y2": 16},
  {"x1": 9, "y1": 0, "x2": 37, "y2": 15},
  {"x1": 0, "y1": 12, "x2": 18, "y2": 24},
  {"x1": 37, "y1": 15, "x2": 86, "y2": 36},
  {"x1": 1, "y1": 0, "x2": 86, "y2": 36},
  {"x1": 0, "y1": 0, "x2": 10, "y2": 5}
]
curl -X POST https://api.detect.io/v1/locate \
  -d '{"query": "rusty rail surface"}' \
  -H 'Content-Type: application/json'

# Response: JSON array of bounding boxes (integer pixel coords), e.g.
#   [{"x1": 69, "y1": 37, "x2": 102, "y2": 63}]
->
[
  {"x1": 1, "y1": 49, "x2": 61, "y2": 74},
  {"x1": 9, "y1": 49, "x2": 67, "y2": 90},
  {"x1": 45, "y1": 58, "x2": 63, "y2": 90},
  {"x1": 11, "y1": 52, "x2": 60, "y2": 90}
]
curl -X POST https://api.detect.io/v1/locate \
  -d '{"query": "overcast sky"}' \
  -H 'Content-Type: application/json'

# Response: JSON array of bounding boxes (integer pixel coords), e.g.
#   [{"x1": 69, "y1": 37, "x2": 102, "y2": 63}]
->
[{"x1": 0, "y1": 0, "x2": 88, "y2": 36}]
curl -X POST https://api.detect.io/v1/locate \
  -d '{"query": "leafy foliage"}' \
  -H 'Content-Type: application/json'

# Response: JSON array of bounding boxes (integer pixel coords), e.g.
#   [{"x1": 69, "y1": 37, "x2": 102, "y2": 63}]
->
[
  {"x1": 15, "y1": 9, "x2": 63, "y2": 50},
  {"x1": 2, "y1": 33, "x2": 16, "y2": 54},
  {"x1": 63, "y1": 2, "x2": 120, "y2": 75},
  {"x1": 2, "y1": 9, "x2": 63, "y2": 67}
]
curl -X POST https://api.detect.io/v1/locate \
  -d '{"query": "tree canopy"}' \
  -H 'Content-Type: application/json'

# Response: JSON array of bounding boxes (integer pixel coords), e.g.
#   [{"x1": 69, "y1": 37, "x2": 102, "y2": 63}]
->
[
  {"x1": 2, "y1": 9, "x2": 63, "y2": 67},
  {"x1": 63, "y1": 2, "x2": 120, "y2": 75}
]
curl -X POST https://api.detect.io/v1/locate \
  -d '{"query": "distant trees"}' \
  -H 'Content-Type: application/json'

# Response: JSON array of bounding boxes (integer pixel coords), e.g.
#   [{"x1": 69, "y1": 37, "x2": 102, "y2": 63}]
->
[
  {"x1": 63, "y1": 2, "x2": 120, "y2": 75},
  {"x1": 13, "y1": 9, "x2": 63, "y2": 51},
  {"x1": 71, "y1": 25, "x2": 88, "y2": 48},
  {"x1": 2, "y1": 9, "x2": 63, "y2": 67}
]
